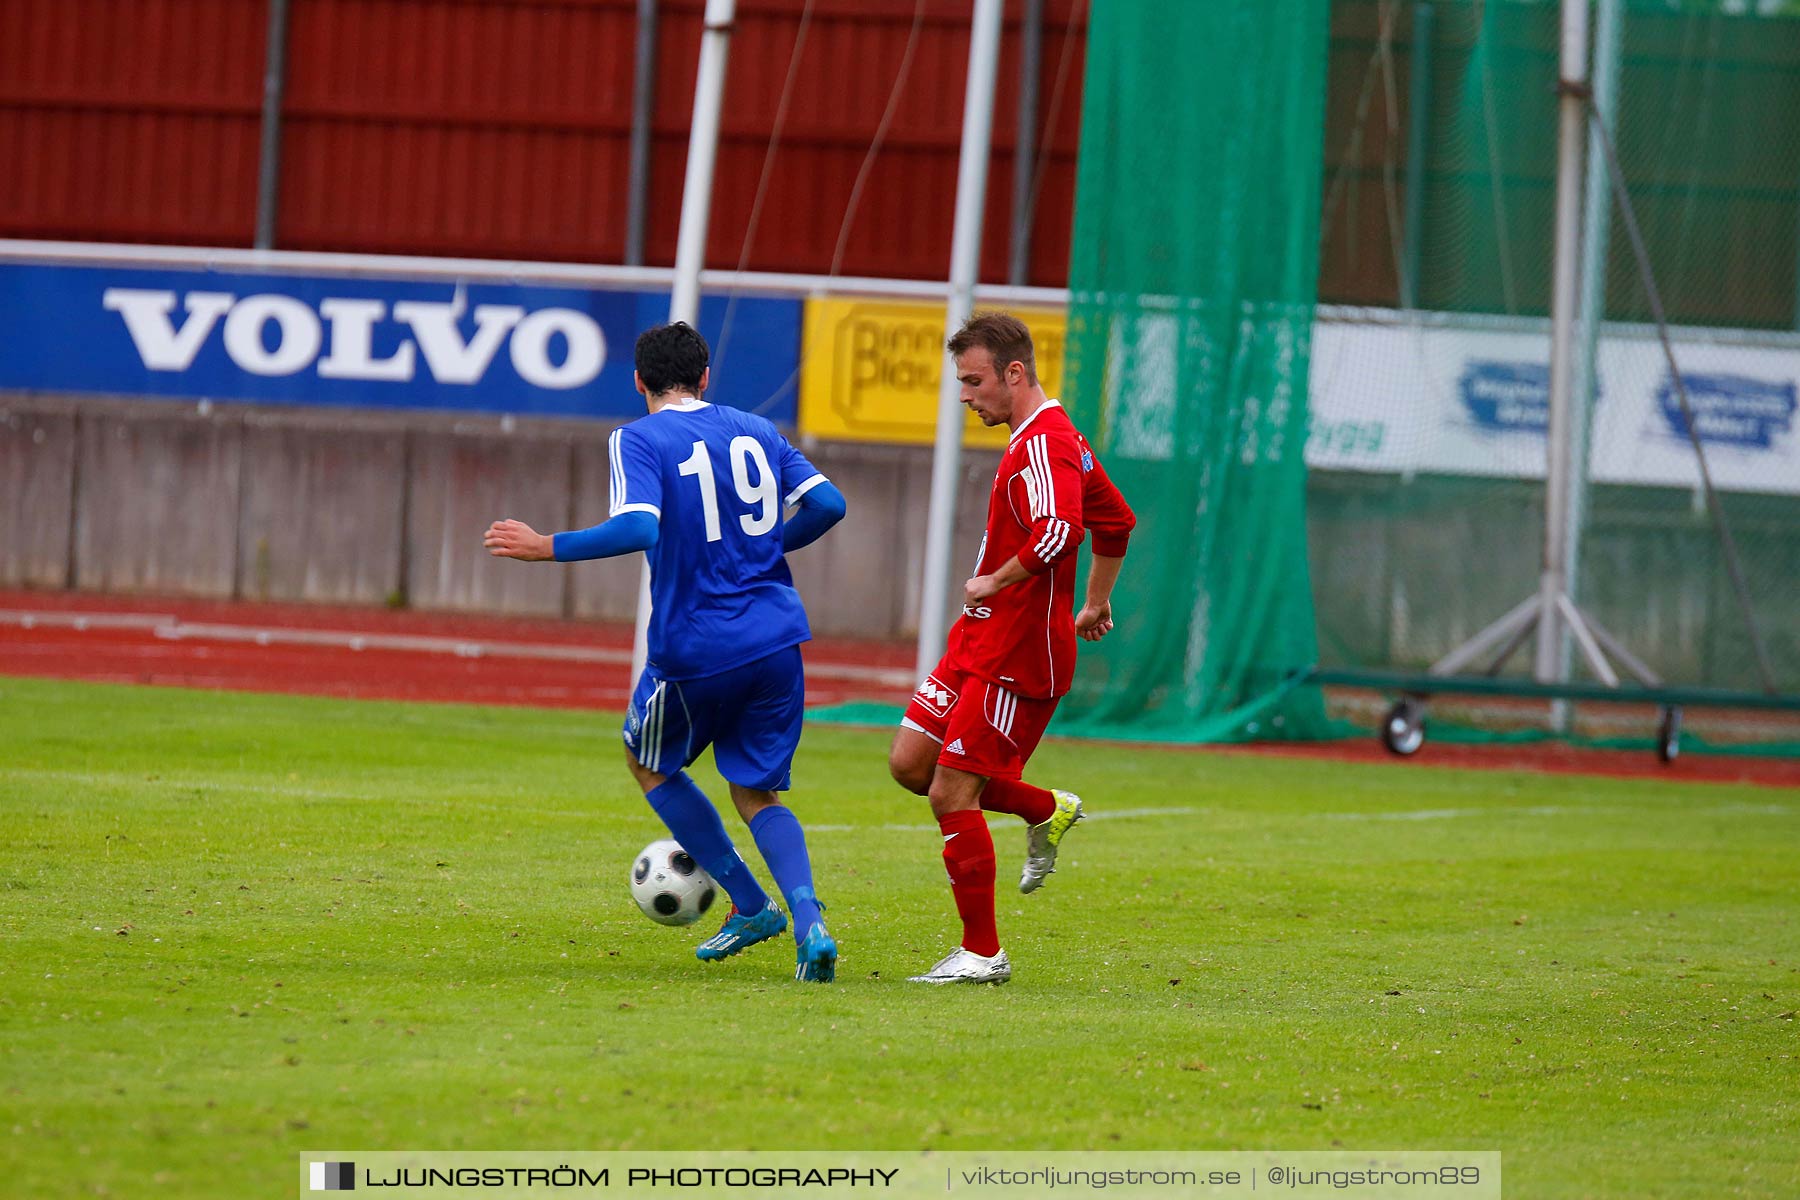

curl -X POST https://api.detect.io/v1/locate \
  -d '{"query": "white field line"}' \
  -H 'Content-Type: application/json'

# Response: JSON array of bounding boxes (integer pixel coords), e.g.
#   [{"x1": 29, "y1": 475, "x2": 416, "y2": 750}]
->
[
  {"x1": 0, "y1": 766, "x2": 378, "y2": 804},
  {"x1": 804, "y1": 806, "x2": 1200, "y2": 833},
  {"x1": 0, "y1": 766, "x2": 600, "y2": 819},
  {"x1": 11, "y1": 767, "x2": 1784, "y2": 827},
  {"x1": 5, "y1": 770, "x2": 1218, "y2": 826},
  {"x1": 2, "y1": 609, "x2": 912, "y2": 685},
  {"x1": 1325, "y1": 806, "x2": 1546, "y2": 821},
  {"x1": 1324, "y1": 802, "x2": 1791, "y2": 821}
]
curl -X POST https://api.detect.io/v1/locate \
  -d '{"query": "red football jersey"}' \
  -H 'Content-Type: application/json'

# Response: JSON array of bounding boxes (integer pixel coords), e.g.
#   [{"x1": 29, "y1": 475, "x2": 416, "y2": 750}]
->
[{"x1": 944, "y1": 400, "x2": 1135, "y2": 699}]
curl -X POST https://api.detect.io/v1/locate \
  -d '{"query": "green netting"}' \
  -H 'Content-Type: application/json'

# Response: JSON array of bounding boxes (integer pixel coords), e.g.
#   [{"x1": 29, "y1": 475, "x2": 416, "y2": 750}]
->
[
  {"x1": 1405, "y1": 0, "x2": 1800, "y2": 327},
  {"x1": 1304, "y1": 0, "x2": 1800, "y2": 750},
  {"x1": 1048, "y1": 0, "x2": 1340, "y2": 744},
  {"x1": 1029, "y1": 0, "x2": 1797, "y2": 754}
]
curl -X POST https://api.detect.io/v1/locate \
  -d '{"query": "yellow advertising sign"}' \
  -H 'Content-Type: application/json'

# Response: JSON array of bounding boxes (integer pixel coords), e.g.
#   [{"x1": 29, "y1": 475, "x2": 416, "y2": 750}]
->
[{"x1": 798, "y1": 298, "x2": 1067, "y2": 446}]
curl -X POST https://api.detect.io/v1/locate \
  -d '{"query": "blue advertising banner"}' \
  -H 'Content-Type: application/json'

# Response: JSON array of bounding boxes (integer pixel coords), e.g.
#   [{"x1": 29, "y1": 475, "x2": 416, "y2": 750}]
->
[
  {"x1": 1656, "y1": 372, "x2": 1796, "y2": 449},
  {"x1": 1308, "y1": 320, "x2": 1800, "y2": 495},
  {"x1": 0, "y1": 262, "x2": 801, "y2": 424},
  {"x1": 1457, "y1": 361, "x2": 1550, "y2": 434}
]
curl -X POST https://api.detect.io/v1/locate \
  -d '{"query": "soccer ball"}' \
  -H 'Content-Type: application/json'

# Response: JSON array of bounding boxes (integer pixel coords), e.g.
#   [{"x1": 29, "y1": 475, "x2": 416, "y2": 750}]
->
[{"x1": 629, "y1": 839, "x2": 718, "y2": 926}]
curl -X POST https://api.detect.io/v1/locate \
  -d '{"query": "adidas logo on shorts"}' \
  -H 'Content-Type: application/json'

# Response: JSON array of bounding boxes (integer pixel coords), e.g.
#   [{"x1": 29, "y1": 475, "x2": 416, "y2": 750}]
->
[{"x1": 945, "y1": 738, "x2": 965, "y2": 755}]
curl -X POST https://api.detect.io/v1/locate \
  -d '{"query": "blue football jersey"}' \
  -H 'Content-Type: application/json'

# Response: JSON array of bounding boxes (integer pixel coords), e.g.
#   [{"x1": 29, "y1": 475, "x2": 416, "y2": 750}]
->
[{"x1": 608, "y1": 400, "x2": 826, "y2": 679}]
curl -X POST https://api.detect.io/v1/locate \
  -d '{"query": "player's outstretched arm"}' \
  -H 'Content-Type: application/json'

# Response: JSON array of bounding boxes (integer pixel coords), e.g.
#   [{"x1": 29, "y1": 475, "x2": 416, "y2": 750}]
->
[
  {"x1": 781, "y1": 479, "x2": 847, "y2": 553},
  {"x1": 1075, "y1": 552, "x2": 1125, "y2": 641},
  {"x1": 484, "y1": 512, "x2": 658, "y2": 563},
  {"x1": 484, "y1": 519, "x2": 554, "y2": 561}
]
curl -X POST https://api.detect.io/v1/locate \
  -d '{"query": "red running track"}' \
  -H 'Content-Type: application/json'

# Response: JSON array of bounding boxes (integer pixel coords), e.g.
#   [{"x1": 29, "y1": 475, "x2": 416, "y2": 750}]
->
[
  {"x1": 2, "y1": 589, "x2": 1795, "y2": 787},
  {"x1": 0, "y1": 589, "x2": 915, "y2": 711}
]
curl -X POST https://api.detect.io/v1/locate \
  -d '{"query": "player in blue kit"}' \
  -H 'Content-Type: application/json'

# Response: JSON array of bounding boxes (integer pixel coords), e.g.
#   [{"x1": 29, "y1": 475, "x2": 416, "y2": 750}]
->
[{"x1": 484, "y1": 322, "x2": 848, "y2": 982}]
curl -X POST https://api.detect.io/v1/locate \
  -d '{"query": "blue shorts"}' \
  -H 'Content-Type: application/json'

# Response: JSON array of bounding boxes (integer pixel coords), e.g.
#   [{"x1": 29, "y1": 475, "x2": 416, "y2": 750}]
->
[{"x1": 623, "y1": 644, "x2": 806, "y2": 792}]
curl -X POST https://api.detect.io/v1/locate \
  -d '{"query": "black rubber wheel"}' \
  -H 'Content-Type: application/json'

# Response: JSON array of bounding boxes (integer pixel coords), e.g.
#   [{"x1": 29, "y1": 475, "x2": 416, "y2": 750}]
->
[
  {"x1": 1656, "y1": 705, "x2": 1682, "y2": 765},
  {"x1": 1381, "y1": 698, "x2": 1426, "y2": 756}
]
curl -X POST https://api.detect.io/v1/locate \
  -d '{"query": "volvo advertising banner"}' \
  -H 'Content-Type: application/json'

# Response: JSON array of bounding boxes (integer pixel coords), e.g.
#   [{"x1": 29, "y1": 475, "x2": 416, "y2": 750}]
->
[
  {"x1": 0, "y1": 261, "x2": 801, "y2": 423},
  {"x1": 4, "y1": 253, "x2": 1795, "y2": 494}
]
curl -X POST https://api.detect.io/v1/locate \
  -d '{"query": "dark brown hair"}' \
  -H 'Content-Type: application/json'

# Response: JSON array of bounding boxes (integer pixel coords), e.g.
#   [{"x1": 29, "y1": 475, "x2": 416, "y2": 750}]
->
[
  {"x1": 947, "y1": 311, "x2": 1037, "y2": 384},
  {"x1": 635, "y1": 321, "x2": 709, "y2": 395}
]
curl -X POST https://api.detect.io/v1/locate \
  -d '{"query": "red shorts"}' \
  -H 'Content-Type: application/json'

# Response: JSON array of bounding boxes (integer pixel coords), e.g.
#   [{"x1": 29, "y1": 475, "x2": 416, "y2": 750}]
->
[{"x1": 901, "y1": 657, "x2": 1059, "y2": 781}]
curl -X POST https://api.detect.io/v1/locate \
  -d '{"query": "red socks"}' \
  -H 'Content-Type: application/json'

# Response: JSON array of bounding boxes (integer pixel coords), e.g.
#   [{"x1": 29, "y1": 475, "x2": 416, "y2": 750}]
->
[
  {"x1": 980, "y1": 778, "x2": 1056, "y2": 824},
  {"x1": 937, "y1": 808, "x2": 1000, "y2": 957}
]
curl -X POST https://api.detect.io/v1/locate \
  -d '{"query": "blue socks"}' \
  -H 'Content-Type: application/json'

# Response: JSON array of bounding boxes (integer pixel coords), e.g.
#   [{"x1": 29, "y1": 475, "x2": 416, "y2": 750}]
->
[
  {"x1": 644, "y1": 775, "x2": 824, "y2": 943},
  {"x1": 645, "y1": 773, "x2": 770, "y2": 915},
  {"x1": 749, "y1": 804, "x2": 824, "y2": 938}
]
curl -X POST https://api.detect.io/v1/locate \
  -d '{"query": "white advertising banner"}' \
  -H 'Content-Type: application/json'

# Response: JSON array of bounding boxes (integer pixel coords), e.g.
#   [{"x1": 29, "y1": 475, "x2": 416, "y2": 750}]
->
[{"x1": 1306, "y1": 316, "x2": 1800, "y2": 495}]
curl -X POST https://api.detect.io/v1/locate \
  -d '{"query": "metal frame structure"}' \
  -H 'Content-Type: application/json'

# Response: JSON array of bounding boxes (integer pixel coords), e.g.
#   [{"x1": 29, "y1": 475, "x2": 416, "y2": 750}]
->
[
  {"x1": 1388, "y1": 0, "x2": 1650, "y2": 752},
  {"x1": 254, "y1": 0, "x2": 292, "y2": 251},
  {"x1": 1312, "y1": 667, "x2": 1799, "y2": 765},
  {"x1": 1373, "y1": 0, "x2": 1788, "y2": 762},
  {"x1": 916, "y1": 0, "x2": 1005, "y2": 681}
]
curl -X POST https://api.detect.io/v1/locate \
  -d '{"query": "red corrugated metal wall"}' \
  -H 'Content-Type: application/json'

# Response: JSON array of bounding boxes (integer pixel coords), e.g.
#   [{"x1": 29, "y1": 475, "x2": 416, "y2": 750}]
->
[
  {"x1": 0, "y1": 0, "x2": 266, "y2": 246},
  {"x1": 279, "y1": 0, "x2": 643, "y2": 262},
  {"x1": 0, "y1": 0, "x2": 1087, "y2": 286}
]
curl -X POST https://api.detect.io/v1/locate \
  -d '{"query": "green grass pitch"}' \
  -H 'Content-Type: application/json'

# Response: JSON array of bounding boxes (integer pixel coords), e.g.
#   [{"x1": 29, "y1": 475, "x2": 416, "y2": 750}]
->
[{"x1": 2, "y1": 676, "x2": 1796, "y2": 1199}]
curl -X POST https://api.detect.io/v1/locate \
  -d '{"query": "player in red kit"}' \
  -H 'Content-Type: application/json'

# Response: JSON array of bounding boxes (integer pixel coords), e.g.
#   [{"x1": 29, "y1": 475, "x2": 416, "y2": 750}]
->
[{"x1": 889, "y1": 312, "x2": 1135, "y2": 984}]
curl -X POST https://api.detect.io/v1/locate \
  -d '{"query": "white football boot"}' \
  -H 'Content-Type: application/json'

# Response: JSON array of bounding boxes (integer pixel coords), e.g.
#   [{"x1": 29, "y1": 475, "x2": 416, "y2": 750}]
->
[
  {"x1": 1020, "y1": 789, "x2": 1084, "y2": 894},
  {"x1": 907, "y1": 946, "x2": 1012, "y2": 985}
]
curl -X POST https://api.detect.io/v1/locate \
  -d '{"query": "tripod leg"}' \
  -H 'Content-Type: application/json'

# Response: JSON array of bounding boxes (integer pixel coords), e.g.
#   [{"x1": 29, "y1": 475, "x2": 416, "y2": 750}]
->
[
  {"x1": 1486, "y1": 613, "x2": 1539, "y2": 676},
  {"x1": 1431, "y1": 597, "x2": 1541, "y2": 677},
  {"x1": 1584, "y1": 615, "x2": 1664, "y2": 688},
  {"x1": 1556, "y1": 595, "x2": 1619, "y2": 688}
]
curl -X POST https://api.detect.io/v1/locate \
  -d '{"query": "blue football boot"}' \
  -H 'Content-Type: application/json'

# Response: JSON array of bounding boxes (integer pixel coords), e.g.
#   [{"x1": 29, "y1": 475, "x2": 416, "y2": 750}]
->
[
  {"x1": 794, "y1": 918, "x2": 837, "y2": 983},
  {"x1": 695, "y1": 900, "x2": 787, "y2": 962}
]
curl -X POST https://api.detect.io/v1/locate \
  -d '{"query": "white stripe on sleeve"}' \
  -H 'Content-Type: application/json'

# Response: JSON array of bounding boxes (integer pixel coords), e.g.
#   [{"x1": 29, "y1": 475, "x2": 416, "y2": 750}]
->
[
  {"x1": 1030, "y1": 435, "x2": 1056, "y2": 519},
  {"x1": 1025, "y1": 437, "x2": 1044, "y2": 519},
  {"x1": 785, "y1": 473, "x2": 827, "y2": 506},
  {"x1": 608, "y1": 428, "x2": 625, "y2": 516}
]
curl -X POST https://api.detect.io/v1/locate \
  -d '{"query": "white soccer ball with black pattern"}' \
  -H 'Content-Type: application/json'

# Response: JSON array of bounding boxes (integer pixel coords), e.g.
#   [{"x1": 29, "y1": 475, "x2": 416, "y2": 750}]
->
[{"x1": 629, "y1": 839, "x2": 719, "y2": 926}]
